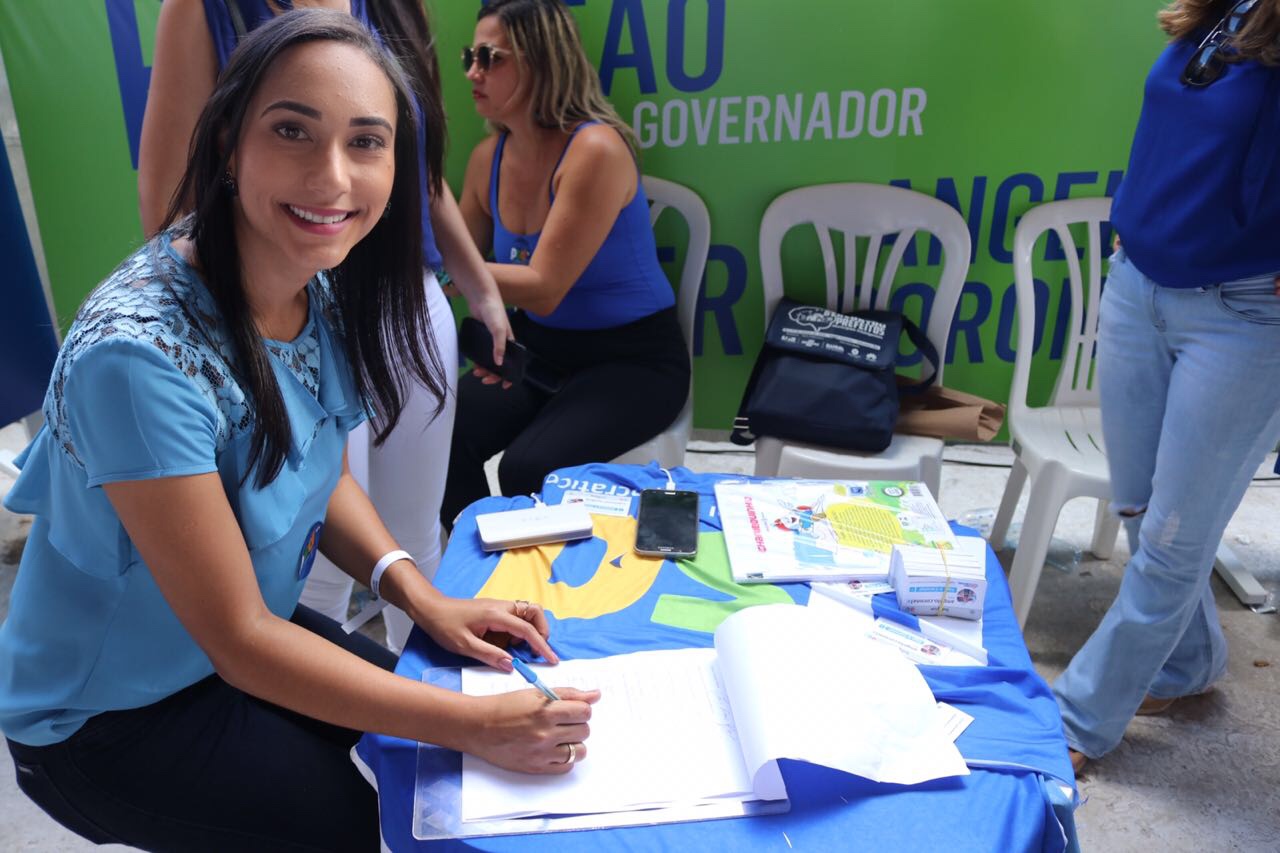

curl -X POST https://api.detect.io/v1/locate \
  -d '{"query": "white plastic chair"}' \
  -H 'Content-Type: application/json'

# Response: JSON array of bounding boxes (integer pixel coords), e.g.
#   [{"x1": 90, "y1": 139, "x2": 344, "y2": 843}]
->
[
  {"x1": 612, "y1": 176, "x2": 710, "y2": 468},
  {"x1": 752, "y1": 183, "x2": 972, "y2": 499},
  {"x1": 987, "y1": 197, "x2": 1120, "y2": 626}
]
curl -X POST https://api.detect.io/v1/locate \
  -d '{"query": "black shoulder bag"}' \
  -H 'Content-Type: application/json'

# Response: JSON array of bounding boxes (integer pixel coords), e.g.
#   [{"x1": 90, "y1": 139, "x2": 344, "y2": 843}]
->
[{"x1": 730, "y1": 298, "x2": 940, "y2": 453}]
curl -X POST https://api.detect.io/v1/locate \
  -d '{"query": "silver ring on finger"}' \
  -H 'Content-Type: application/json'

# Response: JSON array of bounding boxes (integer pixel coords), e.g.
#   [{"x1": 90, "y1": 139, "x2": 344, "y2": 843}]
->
[{"x1": 560, "y1": 742, "x2": 577, "y2": 765}]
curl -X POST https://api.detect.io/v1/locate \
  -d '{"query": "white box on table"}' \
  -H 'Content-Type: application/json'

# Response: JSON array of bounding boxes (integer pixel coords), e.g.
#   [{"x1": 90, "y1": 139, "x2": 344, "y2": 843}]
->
[{"x1": 889, "y1": 535, "x2": 987, "y2": 621}]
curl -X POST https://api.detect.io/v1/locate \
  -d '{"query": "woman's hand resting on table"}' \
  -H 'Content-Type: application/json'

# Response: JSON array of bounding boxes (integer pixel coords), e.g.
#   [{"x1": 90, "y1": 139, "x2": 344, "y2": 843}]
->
[
  {"x1": 465, "y1": 686, "x2": 601, "y2": 774},
  {"x1": 418, "y1": 596, "x2": 559, "y2": 670},
  {"x1": 418, "y1": 596, "x2": 602, "y2": 774}
]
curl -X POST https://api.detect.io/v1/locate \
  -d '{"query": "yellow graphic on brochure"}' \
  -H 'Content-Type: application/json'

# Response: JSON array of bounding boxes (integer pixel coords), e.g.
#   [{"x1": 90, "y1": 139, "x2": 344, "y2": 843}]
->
[
  {"x1": 476, "y1": 514, "x2": 664, "y2": 619},
  {"x1": 827, "y1": 501, "x2": 907, "y2": 553},
  {"x1": 715, "y1": 480, "x2": 957, "y2": 583}
]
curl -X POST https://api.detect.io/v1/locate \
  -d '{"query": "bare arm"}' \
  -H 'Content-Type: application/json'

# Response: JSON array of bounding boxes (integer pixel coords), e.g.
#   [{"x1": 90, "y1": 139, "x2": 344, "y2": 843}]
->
[
  {"x1": 486, "y1": 126, "x2": 636, "y2": 316},
  {"x1": 103, "y1": 459, "x2": 598, "y2": 773},
  {"x1": 137, "y1": 0, "x2": 218, "y2": 235},
  {"x1": 430, "y1": 178, "x2": 511, "y2": 365},
  {"x1": 318, "y1": 450, "x2": 557, "y2": 666}
]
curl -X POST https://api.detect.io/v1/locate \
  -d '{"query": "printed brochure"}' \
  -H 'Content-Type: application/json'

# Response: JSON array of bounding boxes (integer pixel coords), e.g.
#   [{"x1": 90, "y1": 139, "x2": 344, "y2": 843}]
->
[{"x1": 715, "y1": 479, "x2": 956, "y2": 583}]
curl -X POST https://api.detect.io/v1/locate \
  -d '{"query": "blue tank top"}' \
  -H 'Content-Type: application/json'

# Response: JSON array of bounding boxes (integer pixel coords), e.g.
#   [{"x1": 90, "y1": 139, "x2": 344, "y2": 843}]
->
[
  {"x1": 489, "y1": 123, "x2": 675, "y2": 330},
  {"x1": 201, "y1": 0, "x2": 444, "y2": 270}
]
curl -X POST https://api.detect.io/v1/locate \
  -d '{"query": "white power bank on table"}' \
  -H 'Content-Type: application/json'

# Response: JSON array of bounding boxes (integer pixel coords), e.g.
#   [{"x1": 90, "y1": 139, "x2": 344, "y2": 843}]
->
[{"x1": 474, "y1": 503, "x2": 595, "y2": 552}]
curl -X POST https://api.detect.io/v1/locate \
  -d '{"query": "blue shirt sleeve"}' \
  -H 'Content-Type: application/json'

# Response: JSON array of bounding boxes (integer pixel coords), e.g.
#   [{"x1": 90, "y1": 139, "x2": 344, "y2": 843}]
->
[{"x1": 62, "y1": 340, "x2": 220, "y2": 487}]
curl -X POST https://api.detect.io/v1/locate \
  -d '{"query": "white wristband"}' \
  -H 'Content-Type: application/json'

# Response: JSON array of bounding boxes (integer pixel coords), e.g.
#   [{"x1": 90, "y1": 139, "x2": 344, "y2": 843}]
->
[{"x1": 370, "y1": 549, "x2": 414, "y2": 599}]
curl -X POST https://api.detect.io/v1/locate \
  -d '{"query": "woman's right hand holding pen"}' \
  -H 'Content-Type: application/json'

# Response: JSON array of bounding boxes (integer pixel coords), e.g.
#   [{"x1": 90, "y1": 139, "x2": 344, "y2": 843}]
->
[{"x1": 465, "y1": 687, "x2": 600, "y2": 774}]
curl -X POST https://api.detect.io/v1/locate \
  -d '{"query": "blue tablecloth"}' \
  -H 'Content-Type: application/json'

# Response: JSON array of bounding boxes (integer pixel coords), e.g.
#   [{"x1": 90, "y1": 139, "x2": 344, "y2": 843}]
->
[{"x1": 356, "y1": 463, "x2": 1079, "y2": 852}]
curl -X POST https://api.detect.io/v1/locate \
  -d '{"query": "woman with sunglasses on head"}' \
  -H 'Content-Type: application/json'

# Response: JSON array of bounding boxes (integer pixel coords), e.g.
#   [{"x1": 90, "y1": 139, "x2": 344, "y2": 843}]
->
[
  {"x1": 1055, "y1": 0, "x2": 1280, "y2": 774},
  {"x1": 1, "y1": 12, "x2": 598, "y2": 850},
  {"x1": 139, "y1": 0, "x2": 511, "y2": 653},
  {"x1": 441, "y1": 0, "x2": 690, "y2": 524}
]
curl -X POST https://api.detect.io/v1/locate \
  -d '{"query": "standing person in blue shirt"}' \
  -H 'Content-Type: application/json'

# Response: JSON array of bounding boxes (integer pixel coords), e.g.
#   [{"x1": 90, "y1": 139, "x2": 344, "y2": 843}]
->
[
  {"x1": 139, "y1": 0, "x2": 512, "y2": 652},
  {"x1": 1055, "y1": 0, "x2": 1280, "y2": 774},
  {"x1": 1, "y1": 13, "x2": 598, "y2": 850},
  {"x1": 441, "y1": 0, "x2": 691, "y2": 525}
]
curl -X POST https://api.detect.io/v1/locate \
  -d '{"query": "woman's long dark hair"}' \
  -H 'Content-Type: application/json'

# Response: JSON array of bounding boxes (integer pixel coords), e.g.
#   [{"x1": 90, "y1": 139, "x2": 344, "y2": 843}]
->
[
  {"x1": 163, "y1": 10, "x2": 446, "y2": 488},
  {"x1": 1160, "y1": 0, "x2": 1280, "y2": 65},
  {"x1": 368, "y1": 0, "x2": 446, "y2": 198}
]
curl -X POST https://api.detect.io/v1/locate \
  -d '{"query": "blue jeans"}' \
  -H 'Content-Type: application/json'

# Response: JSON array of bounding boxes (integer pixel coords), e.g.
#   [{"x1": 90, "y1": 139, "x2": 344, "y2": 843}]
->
[{"x1": 1053, "y1": 251, "x2": 1280, "y2": 759}]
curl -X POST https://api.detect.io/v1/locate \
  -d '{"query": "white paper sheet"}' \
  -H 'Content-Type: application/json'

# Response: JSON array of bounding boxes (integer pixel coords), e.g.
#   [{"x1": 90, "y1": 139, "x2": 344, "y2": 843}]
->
[
  {"x1": 460, "y1": 604, "x2": 967, "y2": 824},
  {"x1": 715, "y1": 604, "x2": 970, "y2": 786},
  {"x1": 935, "y1": 702, "x2": 975, "y2": 742},
  {"x1": 460, "y1": 650, "x2": 774, "y2": 822}
]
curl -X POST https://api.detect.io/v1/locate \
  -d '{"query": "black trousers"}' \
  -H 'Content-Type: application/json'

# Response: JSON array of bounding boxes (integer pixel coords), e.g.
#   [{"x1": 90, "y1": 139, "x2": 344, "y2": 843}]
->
[
  {"x1": 6, "y1": 605, "x2": 397, "y2": 853},
  {"x1": 442, "y1": 307, "x2": 691, "y2": 527}
]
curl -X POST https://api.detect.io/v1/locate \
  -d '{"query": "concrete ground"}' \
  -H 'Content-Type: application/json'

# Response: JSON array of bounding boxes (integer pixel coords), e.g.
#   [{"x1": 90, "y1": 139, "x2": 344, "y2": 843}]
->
[{"x1": 1, "y1": 423, "x2": 1277, "y2": 851}]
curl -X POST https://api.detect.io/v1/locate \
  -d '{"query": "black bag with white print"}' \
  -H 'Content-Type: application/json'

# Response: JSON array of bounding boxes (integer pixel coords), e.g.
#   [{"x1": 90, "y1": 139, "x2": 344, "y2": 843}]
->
[{"x1": 730, "y1": 298, "x2": 939, "y2": 453}]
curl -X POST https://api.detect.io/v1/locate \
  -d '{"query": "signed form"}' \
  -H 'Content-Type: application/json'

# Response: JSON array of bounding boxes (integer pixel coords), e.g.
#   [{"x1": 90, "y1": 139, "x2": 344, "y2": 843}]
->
[{"x1": 461, "y1": 604, "x2": 966, "y2": 823}]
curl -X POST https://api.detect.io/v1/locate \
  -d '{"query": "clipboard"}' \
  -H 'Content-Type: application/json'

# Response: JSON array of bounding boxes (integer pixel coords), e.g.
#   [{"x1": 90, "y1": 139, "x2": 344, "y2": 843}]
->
[{"x1": 412, "y1": 667, "x2": 790, "y2": 841}]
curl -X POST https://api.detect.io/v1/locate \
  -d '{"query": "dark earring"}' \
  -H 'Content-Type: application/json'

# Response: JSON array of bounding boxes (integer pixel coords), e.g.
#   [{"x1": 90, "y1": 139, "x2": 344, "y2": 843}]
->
[{"x1": 223, "y1": 171, "x2": 238, "y2": 197}]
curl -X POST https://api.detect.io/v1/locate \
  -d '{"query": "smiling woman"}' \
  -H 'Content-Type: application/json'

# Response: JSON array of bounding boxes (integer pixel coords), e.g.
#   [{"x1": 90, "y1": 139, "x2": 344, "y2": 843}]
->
[
  {"x1": 0, "y1": 11, "x2": 598, "y2": 852},
  {"x1": 138, "y1": 0, "x2": 516, "y2": 656},
  {"x1": 228, "y1": 46, "x2": 398, "y2": 321},
  {"x1": 158, "y1": 12, "x2": 433, "y2": 488}
]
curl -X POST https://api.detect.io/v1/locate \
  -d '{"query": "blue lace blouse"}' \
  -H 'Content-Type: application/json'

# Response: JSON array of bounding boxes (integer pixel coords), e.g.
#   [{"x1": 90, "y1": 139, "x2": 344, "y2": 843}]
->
[{"x1": 0, "y1": 231, "x2": 366, "y2": 746}]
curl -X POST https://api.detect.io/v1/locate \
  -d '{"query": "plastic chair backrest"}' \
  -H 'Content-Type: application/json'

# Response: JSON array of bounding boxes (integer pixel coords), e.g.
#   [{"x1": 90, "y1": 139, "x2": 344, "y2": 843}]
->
[
  {"x1": 758, "y1": 183, "x2": 970, "y2": 386},
  {"x1": 643, "y1": 175, "x2": 710, "y2": 359},
  {"x1": 1009, "y1": 197, "x2": 1112, "y2": 420}
]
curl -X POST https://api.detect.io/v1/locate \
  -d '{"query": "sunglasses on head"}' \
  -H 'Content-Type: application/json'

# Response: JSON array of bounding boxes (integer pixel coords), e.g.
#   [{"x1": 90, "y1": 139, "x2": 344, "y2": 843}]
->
[
  {"x1": 1182, "y1": 0, "x2": 1260, "y2": 87},
  {"x1": 462, "y1": 44, "x2": 508, "y2": 73}
]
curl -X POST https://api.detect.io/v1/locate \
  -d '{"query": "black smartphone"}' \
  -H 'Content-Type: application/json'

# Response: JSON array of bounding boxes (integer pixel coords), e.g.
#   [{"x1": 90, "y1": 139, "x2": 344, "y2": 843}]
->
[
  {"x1": 459, "y1": 316, "x2": 528, "y2": 384},
  {"x1": 634, "y1": 489, "x2": 699, "y2": 557},
  {"x1": 459, "y1": 317, "x2": 565, "y2": 393}
]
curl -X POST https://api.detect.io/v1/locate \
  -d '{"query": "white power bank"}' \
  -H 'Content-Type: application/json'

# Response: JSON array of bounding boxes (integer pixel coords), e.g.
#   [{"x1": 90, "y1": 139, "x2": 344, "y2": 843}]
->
[{"x1": 474, "y1": 502, "x2": 595, "y2": 552}]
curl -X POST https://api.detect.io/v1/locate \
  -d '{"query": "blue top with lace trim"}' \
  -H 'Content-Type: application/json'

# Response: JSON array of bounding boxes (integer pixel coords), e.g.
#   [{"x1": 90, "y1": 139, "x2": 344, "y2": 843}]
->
[{"x1": 0, "y1": 231, "x2": 366, "y2": 746}]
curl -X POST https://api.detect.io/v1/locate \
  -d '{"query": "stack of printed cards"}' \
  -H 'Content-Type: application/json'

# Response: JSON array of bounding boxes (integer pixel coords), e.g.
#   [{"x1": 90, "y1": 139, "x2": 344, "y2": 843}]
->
[{"x1": 889, "y1": 535, "x2": 987, "y2": 621}]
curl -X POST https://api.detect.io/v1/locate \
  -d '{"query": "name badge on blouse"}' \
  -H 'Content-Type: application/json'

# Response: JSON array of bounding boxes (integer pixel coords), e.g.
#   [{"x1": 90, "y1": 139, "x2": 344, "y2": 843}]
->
[{"x1": 297, "y1": 521, "x2": 324, "y2": 581}]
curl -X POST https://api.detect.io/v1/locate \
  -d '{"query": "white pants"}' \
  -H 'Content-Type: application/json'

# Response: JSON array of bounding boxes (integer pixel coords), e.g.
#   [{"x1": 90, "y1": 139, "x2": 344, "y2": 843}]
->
[{"x1": 299, "y1": 272, "x2": 457, "y2": 653}]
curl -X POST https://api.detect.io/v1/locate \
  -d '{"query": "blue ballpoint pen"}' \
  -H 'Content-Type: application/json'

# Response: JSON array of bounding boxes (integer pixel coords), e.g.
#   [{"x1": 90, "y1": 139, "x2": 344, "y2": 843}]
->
[{"x1": 511, "y1": 657, "x2": 560, "y2": 701}]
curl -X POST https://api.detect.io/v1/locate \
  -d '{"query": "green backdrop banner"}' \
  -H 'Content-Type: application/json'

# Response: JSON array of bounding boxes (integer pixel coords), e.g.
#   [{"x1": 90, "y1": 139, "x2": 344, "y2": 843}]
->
[{"x1": 0, "y1": 0, "x2": 1166, "y2": 429}]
